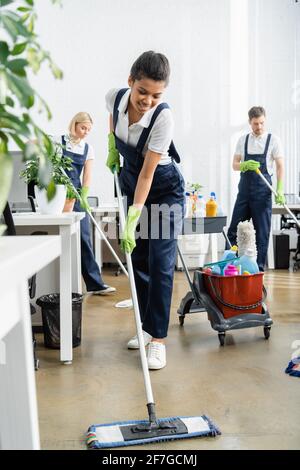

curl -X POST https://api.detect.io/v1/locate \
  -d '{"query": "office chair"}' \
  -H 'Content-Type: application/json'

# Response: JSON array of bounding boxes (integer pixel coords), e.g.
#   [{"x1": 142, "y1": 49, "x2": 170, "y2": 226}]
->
[{"x1": 279, "y1": 195, "x2": 300, "y2": 272}]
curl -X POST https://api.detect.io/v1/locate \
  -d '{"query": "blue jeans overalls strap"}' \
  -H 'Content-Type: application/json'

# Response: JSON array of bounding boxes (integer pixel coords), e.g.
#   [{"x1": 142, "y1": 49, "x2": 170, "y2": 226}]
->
[
  {"x1": 227, "y1": 133, "x2": 273, "y2": 271},
  {"x1": 62, "y1": 135, "x2": 106, "y2": 291},
  {"x1": 112, "y1": 89, "x2": 185, "y2": 338}
]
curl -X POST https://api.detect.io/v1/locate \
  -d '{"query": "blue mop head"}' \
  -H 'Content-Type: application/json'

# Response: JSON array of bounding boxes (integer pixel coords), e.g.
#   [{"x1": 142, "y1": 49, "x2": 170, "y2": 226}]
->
[
  {"x1": 86, "y1": 415, "x2": 220, "y2": 449},
  {"x1": 285, "y1": 356, "x2": 300, "y2": 377}
]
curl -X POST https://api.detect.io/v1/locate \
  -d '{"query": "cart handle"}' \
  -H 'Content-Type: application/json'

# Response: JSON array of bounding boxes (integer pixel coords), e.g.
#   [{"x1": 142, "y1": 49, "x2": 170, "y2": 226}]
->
[{"x1": 206, "y1": 275, "x2": 267, "y2": 310}]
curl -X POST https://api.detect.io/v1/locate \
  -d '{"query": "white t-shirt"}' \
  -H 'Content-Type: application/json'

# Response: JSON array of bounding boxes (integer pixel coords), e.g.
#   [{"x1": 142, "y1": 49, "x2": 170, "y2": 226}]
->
[
  {"x1": 105, "y1": 88, "x2": 174, "y2": 165},
  {"x1": 235, "y1": 132, "x2": 284, "y2": 175},
  {"x1": 51, "y1": 134, "x2": 95, "y2": 161}
]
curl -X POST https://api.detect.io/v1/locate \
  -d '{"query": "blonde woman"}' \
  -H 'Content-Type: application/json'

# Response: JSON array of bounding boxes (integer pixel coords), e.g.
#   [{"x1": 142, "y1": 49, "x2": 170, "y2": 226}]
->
[{"x1": 59, "y1": 112, "x2": 116, "y2": 295}]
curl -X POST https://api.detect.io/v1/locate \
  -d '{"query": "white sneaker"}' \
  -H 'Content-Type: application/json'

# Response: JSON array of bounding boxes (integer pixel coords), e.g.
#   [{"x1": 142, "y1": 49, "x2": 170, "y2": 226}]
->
[
  {"x1": 147, "y1": 342, "x2": 166, "y2": 370},
  {"x1": 127, "y1": 330, "x2": 152, "y2": 350},
  {"x1": 89, "y1": 285, "x2": 116, "y2": 295}
]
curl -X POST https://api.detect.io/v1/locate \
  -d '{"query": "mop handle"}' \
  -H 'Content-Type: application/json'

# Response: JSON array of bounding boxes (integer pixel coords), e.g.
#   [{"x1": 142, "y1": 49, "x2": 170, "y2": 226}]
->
[
  {"x1": 114, "y1": 171, "x2": 155, "y2": 406},
  {"x1": 60, "y1": 168, "x2": 129, "y2": 277},
  {"x1": 255, "y1": 169, "x2": 300, "y2": 230}
]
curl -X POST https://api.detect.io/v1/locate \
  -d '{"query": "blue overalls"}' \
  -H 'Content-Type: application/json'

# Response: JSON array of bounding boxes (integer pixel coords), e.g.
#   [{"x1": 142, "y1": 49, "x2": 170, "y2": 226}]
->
[
  {"x1": 62, "y1": 136, "x2": 106, "y2": 291},
  {"x1": 113, "y1": 89, "x2": 185, "y2": 339},
  {"x1": 227, "y1": 133, "x2": 272, "y2": 271}
]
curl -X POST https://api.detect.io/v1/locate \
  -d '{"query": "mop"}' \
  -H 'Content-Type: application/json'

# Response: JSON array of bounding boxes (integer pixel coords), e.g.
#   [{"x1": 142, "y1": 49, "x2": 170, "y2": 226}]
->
[
  {"x1": 256, "y1": 169, "x2": 300, "y2": 377},
  {"x1": 86, "y1": 171, "x2": 220, "y2": 449}
]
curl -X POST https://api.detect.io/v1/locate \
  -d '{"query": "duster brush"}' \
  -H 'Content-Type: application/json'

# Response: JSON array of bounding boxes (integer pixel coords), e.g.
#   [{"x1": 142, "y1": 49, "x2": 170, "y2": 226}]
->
[{"x1": 237, "y1": 220, "x2": 257, "y2": 258}]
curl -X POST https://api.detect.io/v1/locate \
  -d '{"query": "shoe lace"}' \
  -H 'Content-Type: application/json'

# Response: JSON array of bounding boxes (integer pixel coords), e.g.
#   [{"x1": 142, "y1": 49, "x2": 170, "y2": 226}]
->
[{"x1": 148, "y1": 342, "x2": 162, "y2": 359}]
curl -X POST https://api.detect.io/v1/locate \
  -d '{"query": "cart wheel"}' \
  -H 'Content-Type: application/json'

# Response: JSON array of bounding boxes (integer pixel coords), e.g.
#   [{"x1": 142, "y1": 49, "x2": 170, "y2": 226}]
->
[
  {"x1": 179, "y1": 315, "x2": 185, "y2": 326},
  {"x1": 218, "y1": 333, "x2": 225, "y2": 346},
  {"x1": 264, "y1": 327, "x2": 271, "y2": 340}
]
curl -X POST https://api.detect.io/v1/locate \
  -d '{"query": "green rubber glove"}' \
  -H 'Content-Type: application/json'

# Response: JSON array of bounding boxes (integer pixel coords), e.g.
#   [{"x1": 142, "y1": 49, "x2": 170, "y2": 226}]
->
[
  {"x1": 106, "y1": 132, "x2": 120, "y2": 174},
  {"x1": 79, "y1": 186, "x2": 91, "y2": 212},
  {"x1": 240, "y1": 160, "x2": 261, "y2": 172},
  {"x1": 275, "y1": 180, "x2": 285, "y2": 205},
  {"x1": 121, "y1": 206, "x2": 142, "y2": 254}
]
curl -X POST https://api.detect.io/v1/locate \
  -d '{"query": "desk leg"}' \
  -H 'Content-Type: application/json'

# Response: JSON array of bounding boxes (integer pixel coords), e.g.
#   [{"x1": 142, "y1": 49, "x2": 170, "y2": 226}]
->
[
  {"x1": 59, "y1": 225, "x2": 73, "y2": 364},
  {"x1": 72, "y1": 220, "x2": 82, "y2": 294},
  {"x1": 267, "y1": 226, "x2": 275, "y2": 270},
  {"x1": 210, "y1": 233, "x2": 218, "y2": 263},
  {"x1": 0, "y1": 282, "x2": 40, "y2": 449},
  {"x1": 94, "y1": 214, "x2": 102, "y2": 272}
]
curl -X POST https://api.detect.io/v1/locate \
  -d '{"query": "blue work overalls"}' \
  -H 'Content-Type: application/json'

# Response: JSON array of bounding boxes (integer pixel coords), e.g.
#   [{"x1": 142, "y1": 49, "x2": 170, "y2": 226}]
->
[
  {"x1": 62, "y1": 136, "x2": 106, "y2": 291},
  {"x1": 227, "y1": 134, "x2": 272, "y2": 271},
  {"x1": 113, "y1": 89, "x2": 185, "y2": 339}
]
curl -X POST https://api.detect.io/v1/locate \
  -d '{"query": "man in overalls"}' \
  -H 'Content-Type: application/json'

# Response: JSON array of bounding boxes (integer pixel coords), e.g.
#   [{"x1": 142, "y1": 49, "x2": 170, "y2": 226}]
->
[
  {"x1": 227, "y1": 106, "x2": 285, "y2": 271},
  {"x1": 105, "y1": 51, "x2": 185, "y2": 370}
]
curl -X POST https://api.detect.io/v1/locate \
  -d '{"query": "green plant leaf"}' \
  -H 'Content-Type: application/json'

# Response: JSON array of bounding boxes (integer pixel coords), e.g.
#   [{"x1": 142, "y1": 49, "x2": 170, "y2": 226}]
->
[
  {"x1": 8, "y1": 132, "x2": 26, "y2": 151},
  {"x1": 0, "y1": 151, "x2": 13, "y2": 217},
  {"x1": 1, "y1": 11, "x2": 33, "y2": 40},
  {"x1": 46, "y1": 179, "x2": 56, "y2": 201},
  {"x1": 0, "y1": 41, "x2": 9, "y2": 63},
  {"x1": 0, "y1": 116, "x2": 30, "y2": 136},
  {"x1": 11, "y1": 42, "x2": 27, "y2": 56},
  {"x1": 25, "y1": 0, "x2": 34, "y2": 5},
  {"x1": 27, "y1": 47, "x2": 41, "y2": 73},
  {"x1": 17, "y1": 6, "x2": 32, "y2": 12},
  {"x1": 0, "y1": 69, "x2": 8, "y2": 105},
  {"x1": 7, "y1": 58, "x2": 28, "y2": 77},
  {"x1": 49, "y1": 61, "x2": 63, "y2": 79},
  {"x1": 6, "y1": 70, "x2": 34, "y2": 107},
  {"x1": 5, "y1": 96, "x2": 15, "y2": 107},
  {"x1": 0, "y1": 0, "x2": 15, "y2": 7}
]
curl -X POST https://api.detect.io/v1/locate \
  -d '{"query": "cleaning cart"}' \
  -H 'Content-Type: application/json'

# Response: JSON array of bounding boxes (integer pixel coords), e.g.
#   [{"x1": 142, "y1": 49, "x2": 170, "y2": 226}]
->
[{"x1": 177, "y1": 217, "x2": 273, "y2": 346}]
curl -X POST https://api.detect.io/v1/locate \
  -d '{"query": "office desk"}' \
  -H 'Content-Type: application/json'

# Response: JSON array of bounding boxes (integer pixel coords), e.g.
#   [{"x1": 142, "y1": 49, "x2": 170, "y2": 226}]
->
[
  {"x1": 13, "y1": 212, "x2": 85, "y2": 363},
  {"x1": 0, "y1": 236, "x2": 61, "y2": 450},
  {"x1": 92, "y1": 203, "x2": 226, "y2": 268},
  {"x1": 268, "y1": 196, "x2": 300, "y2": 269}
]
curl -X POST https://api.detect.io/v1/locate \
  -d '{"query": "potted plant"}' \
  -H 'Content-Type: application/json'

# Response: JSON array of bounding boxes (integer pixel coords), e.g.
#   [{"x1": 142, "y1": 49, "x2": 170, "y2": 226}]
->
[
  {"x1": 20, "y1": 141, "x2": 78, "y2": 214},
  {"x1": 0, "y1": 0, "x2": 63, "y2": 226}
]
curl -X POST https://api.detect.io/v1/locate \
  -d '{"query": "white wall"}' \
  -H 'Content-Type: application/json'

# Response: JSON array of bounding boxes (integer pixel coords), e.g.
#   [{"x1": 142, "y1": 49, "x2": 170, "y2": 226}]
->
[{"x1": 28, "y1": 0, "x2": 300, "y2": 216}]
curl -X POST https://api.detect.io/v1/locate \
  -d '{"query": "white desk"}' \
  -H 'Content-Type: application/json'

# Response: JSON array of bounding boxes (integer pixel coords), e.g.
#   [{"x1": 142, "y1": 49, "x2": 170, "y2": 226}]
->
[
  {"x1": 92, "y1": 204, "x2": 225, "y2": 269},
  {"x1": 268, "y1": 200, "x2": 300, "y2": 269},
  {"x1": 92, "y1": 202, "x2": 119, "y2": 269},
  {"x1": 0, "y1": 236, "x2": 61, "y2": 450},
  {"x1": 13, "y1": 212, "x2": 84, "y2": 363}
]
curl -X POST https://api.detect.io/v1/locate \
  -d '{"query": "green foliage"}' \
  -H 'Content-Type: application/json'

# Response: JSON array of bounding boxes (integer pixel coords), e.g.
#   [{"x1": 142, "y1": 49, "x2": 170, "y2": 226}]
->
[
  {"x1": 20, "y1": 140, "x2": 79, "y2": 200},
  {"x1": 186, "y1": 182, "x2": 203, "y2": 193},
  {"x1": 0, "y1": 0, "x2": 63, "y2": 214}
]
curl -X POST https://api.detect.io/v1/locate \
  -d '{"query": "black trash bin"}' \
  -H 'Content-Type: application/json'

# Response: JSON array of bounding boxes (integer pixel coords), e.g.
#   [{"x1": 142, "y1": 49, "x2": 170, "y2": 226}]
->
[{"x1": 36, "y1": 293, "x2": 83, "y2": 349}]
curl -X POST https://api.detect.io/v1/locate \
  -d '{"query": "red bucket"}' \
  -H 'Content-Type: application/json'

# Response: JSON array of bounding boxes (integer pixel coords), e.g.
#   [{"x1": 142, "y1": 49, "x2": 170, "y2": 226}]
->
[{"x1": 203, "y1": 272, "x2": 265, "y2": 319}]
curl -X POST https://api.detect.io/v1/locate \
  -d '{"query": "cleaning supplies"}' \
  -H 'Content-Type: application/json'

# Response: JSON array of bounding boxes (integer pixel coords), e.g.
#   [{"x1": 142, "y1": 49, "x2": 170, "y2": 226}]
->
[
  {"x1": 223, "y1": 264, "x2": 239, "y2": 276},
  {"x1": 236, "y1": 220, "x2": 257, "y2": 258},
  {"x1": 221, "y1": 245, "x2": 238, "y2": 262},
  {"x1": 220, "y1": 245, "x2": 238, "y2": 274},
  {"x1": 195, "y1": 194, "x2": 206, "y2": 217},
  {"x1": 206, "y1": 192, "x2": 218, "y2": 217},
  {"x1": 185, "y1": 192, "x2": 192, "y2": 217},
  {"x1": 238, "y1": 248, "x2": 259, "y2": 274}
]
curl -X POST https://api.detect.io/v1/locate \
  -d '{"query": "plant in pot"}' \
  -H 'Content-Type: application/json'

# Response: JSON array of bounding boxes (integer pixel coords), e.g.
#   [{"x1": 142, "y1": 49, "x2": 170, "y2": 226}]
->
[
  {"x1": 0, "y1": 0, "x2": 63, "y2": 230},
  {"x1": 20, "y1": 141, "x2": 78, "y2": 214}
]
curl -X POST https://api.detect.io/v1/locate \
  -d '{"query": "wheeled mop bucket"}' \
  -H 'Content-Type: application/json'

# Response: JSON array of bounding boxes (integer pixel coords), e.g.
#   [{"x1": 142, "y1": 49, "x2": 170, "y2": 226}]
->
[{"x1": 178, "y1": 268, "x2": 272, "y2": 346}]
